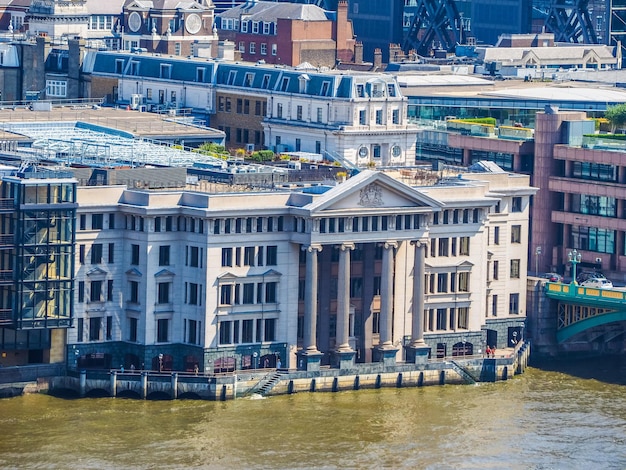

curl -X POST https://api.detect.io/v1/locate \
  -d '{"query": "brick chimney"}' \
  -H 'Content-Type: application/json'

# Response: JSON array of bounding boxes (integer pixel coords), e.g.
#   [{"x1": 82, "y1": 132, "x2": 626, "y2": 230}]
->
[
  {"x1": 373, "y1": 48, "x2": 382, "y2": 70},
  {"x1": 334, "y1": 0, "x2": 355, "y2": 63},
  {"x1": 352, "y1": 41, "x2": 362, "y2": 64}
]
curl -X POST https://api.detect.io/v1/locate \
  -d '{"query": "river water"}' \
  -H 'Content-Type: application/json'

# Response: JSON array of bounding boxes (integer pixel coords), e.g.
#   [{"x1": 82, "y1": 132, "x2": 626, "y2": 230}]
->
[{"x1": 0, "y1": 357, "x2": 625, "y2": 470}]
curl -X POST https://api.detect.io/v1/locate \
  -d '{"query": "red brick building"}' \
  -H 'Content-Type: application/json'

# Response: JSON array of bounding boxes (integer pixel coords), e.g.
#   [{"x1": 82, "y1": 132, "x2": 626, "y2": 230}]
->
[
  {"x1": 122, "y1": 0, "x2": 218, "y2": 56},
  {"x1": 216, "y1": 0, "x2": 355, "y2": 67}
]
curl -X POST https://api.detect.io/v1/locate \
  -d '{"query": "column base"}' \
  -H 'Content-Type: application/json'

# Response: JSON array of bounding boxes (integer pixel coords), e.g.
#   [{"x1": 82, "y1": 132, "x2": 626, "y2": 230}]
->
[
  {"x1": 373, "y1": 346, "x2": 399, "y2": 366},
  {"x1": 405, "y1": 345, "x2": 431, "y2": 365},
  {"x1": 297, "y1": 350, "x2": 324, "y2": 371},
  {"x1": 332, "y1": 349, "x2": 356, "y2": 369}
]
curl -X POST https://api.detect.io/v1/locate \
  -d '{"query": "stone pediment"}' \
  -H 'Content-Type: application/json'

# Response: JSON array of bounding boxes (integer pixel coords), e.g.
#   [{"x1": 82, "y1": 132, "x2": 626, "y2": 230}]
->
[
  {"x1": 155, "y1": 269, "x2": 175, "y2": 278},
  {"x1": 125, "y1": 1, "x2": 152, "y2": 11},
  {"x1": 86, "y1": 267, "x2": 108, "y2": 277},
  {"x1": 126, "y1": 268, "x2": 142, "y2": 277},
  {"x1": 306, "y1": 170, "x2": 444, "y2": 214}
]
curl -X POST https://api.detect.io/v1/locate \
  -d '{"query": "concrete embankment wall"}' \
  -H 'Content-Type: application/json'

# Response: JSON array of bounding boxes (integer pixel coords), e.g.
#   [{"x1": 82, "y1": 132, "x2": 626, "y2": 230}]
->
[{"x1": 1, "y1": 343, "x2": 531, "y2": 400}]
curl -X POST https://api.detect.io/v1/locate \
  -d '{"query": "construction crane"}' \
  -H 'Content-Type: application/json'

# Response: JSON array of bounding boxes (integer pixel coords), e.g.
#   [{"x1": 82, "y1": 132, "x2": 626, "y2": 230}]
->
[
  {"x1": 544, "y1": 0, "x2": 598, "y2": 44},
  {"x1": 402, "y1": 0, "x2": 462, "y2": 56}
]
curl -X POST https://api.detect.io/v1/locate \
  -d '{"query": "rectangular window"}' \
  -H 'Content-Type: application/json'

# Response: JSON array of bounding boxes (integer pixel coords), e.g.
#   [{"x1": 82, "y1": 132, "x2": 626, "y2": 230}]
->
[
  {"x1": 509, "y1": 293, "x2": 520, "y2": 315},
  {"x1": 107, "y1": 279, "x2": 114, "y2": 302},
  {"x1": 131, "y1": 244, "x2": 139, "y2": 265},
  {"x1": 493, "y1": 260, "x2": 499, "y2": 280},
  {"x1": 266, "y1": 245, "x2": 277, "y2": 265},
  {"x1": 188, "y1": 283, "x2": 199, "y2": 305},
  {"x1": 90, "y1": 280, "x2": 102, "y2": 303},
  {"x1": 106, "y1": 315, "x2": 112, "y2": 341},
  {"x1": 78, "y1": 281, "x2": 85, "y2": 303},
  {"x1": 264, "y1": 318, "x2": 276, "y2": 341},
  {"x1": 108, "y1": 243, "x2": 115, "y2": 263},
  {"x1": 492, "y1": 295, "x2": 498, "y2": 317},
  {"x1": 436, "y1": 308, "x2": 447, "y2": 330},
  {"x1": 159, "y1": 245, "x2": 170, "y2": 266},
  {"x1": 158, "y1": 283, "x2": 170, "y2": 304},
  {"x1": 242, "y1": 319, "x2": 254, "y2": 343},
  {"x1": 260, "y1": 43, "x2": 267, "y2": 55},
  {"x1": 242, "y1": 283, "x2": 254, "y2": 304},
  {"x1": 220, "y1": 285, "x2": 233, "y2": 305},
  {"x1": 265, "y1": 282, "x2": 277, "y2": 303},
  {"x1": 129, "y1": 280, "x2": 139, "y2": 303},
  {"x1": 189, "y1": 246, "x2": 200, "y2": 267},
  {"x1": 494, "y1": 227, "x2": 500, "y2": 245},
  {"x1": 512, "y1": 197, "x2": 522, "y2": 212},
  {"x1": 438, "y1": 238, "x2": 449, "y2": 257},
  {"x1": 92, "y1": 214, "x2": 103, "y2": 230},
  {"x1": 157, "y1": 319, "x2": 169, "y2": 342},
  {"x1": 510, "y1": 259, "x2": 520, "y2": 278},
  {"x1": 79, "y1": 245, "x2": 85, "y2": 264},
  {"x1": 244, "y1": 246, "x2": 255, "y2": 266},
  {"x1": 297, "y1": 105, "x2": 303, "y2": 120},
  {"x1": 458, "y1": 272, "x2": 470, "y2": 292},
  {"x1": 219, "y1": 321, "x2": 232, "y2": 345},
  {"x1": 89, "y1": 317, "x2": 101, "y2": 341},
  {"x1": 437, "y1": 273, "x2": 448, "y2": 293},
  {"x1": 91, "y1": 243, "x2": 102, "y2": 264},
  {"x1": 46, "y1": 80, "x2": 67, "y2": 97},
  {"x1": 222, "y1": 247, "x2": 233, "y2": 267},
  {"x1": 459, "y1": 237, "x2": 470, "y2": 256},
  {"x1": 511, "y1": 225, "x2": 521, "y2": 243},
  {"x1": 457, "y1": 307, "x2": 468, "y2": 329},
  {"x1": 375, "y1": 109, "x2": 383, "y2": 124},
  {"x1": 129, "y1": 317, "x2": 137, "y2": 342}
]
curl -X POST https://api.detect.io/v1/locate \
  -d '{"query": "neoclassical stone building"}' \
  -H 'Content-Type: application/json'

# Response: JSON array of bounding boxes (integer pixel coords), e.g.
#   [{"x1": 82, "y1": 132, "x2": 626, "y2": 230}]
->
[{"x1": 68, "y1": 169, "x2": 535, "y2": 372}]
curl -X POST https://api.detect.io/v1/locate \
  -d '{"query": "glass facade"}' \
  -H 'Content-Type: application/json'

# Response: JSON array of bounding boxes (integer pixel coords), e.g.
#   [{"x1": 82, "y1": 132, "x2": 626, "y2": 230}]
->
[{"x1": 0, "y1": 177, "x2": 77, "y2": 330}]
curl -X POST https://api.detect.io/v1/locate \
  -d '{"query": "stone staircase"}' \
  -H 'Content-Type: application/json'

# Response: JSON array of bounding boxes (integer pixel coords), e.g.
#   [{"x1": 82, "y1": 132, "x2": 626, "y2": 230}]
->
[
  {"x1": 248, "y1": 370, "x2": 284, "y2": 397},
  {"x1": 449, "y1": 360, "x2": 477, "y2": 384}
]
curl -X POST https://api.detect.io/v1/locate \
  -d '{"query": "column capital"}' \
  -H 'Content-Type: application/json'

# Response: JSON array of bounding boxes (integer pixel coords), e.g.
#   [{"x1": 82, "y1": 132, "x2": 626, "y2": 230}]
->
[
  {"x1": 340, "y1": 242, "x2": 355, "y2": 252},
  {"x1": 302, "y1": 244, "x2": 323, "y2": 253},
  {"x1": 383, "y1": 241, "x2": 398, "y2": 250},
  {"x1": 411, "y1": 238, "x2": 429, "y2": 248}
]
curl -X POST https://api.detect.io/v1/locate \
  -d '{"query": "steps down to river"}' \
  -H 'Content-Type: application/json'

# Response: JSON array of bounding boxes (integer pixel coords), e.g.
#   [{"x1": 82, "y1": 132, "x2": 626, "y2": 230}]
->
[
  {"x1": 449, "y1": 361, "x2": 478, "y2": 384},
  {"x1": 249, "y1": 370, "x2": 284, "y2": 396}
]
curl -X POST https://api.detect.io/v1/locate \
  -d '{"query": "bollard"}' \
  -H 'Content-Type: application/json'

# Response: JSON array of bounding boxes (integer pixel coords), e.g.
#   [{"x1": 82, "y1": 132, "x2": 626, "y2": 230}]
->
[
  {"x1": 110, "y1": 370, "x2": 117, "y2": 397},
  {"x1": 171, "y1": 372, "x2": 178, "y2": 399},
  {"x1": 79, "y1": 369, "x2": 87, "y2": 398},
  {"x1": 141, "y1": 371, "x2": 148, "y2": 399}
]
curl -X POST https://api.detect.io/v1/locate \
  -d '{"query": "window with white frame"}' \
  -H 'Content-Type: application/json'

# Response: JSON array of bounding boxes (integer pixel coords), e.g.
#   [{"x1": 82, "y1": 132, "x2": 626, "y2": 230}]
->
[
  {"x1": 238, "y1": 41, "x2": 245, "y2": 52},
  {"x1": 46, "y1": 80, "x2": 67, "y2": 97},
  {"x1": 249, "y1": 42, "x2": 256, "y2": 54},
  {"x1": 260, "y1": 43, "x2": 267, "y2": 55},
  {"x1": 263, "y1": 22, "x2": 270, "y2": 34},
  {"x1": 252, "y1": 21, "x2": 259, "y2": 33},
  {"x1": 271, "y1": 44, "x2": 277, "y2": 55}
]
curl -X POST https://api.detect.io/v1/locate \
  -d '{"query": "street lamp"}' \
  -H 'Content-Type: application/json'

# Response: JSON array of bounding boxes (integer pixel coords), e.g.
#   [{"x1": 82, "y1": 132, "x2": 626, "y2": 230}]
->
[
  {"x1": 461, "y1": 336, "x2": 466, "y2": 357},
  {"x1": 535, "y1": 246, "x2": 542, "y2": 276},
  {"x1": 158, "y1": 353, "x2": 163, "y2": 373},
  {"x1": 568, "y1": 249, "x2": 582, "y2": 284}
]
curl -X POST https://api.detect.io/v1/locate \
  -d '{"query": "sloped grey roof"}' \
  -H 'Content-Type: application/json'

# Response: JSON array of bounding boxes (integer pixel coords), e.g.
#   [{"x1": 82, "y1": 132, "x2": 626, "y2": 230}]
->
[
  {"x1": 87, "y1": 0, "x2": 126, "y2": 15},
  {"x1": 219, "y1": 1, "x2": 329, "y2": 22}
]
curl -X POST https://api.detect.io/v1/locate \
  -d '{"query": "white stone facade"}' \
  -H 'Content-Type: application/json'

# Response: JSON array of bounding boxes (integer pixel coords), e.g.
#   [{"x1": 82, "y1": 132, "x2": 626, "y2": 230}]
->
[{"x1": 69, "y1": 169, "x2": 535, "y2": 370}]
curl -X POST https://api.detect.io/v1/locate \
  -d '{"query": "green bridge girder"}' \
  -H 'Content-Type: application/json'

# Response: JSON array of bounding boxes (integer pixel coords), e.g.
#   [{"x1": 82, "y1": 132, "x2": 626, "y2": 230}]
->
[{"x1": 544, "y1": 282, "x2": 626, "y2": 343}]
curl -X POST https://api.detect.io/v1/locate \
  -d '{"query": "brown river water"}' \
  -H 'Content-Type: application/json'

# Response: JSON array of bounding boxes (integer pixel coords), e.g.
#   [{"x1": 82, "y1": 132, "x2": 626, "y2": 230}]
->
[{"x1": 0, "y1": 356, "x2": 624, "y2": 470}]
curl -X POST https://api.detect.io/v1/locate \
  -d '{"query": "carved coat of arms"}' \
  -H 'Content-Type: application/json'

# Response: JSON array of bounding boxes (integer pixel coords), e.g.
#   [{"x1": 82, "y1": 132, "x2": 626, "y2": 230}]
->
[{"x1": 358, "y1": 183, "x2": 384, "y2": 207}]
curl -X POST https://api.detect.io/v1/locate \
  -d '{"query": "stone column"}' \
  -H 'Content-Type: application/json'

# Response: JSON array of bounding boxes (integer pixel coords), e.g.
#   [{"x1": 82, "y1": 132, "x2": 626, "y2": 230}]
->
[
  {"x1": 411, "y1": 240, "x2": 427, "y2": 346},
  {"x1": 298, "y1": 244, "x2": 324, "y2": 371},
  {"x1": 379, "y1": 241, "x2": 397, "y2": 349},
  {"x1": 406, "y1": 239, "x2": 431, "y2": 364},
  {"x1": 336, "y1": 243, "x2": 354, "y2": 352},
  {"x1": 334, "y1": 243, "x2": 356, "y2": 369}
]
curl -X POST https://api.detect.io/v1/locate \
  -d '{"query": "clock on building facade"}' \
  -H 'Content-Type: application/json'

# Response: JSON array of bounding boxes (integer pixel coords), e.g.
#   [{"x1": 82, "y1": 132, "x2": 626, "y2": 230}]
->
[
  {"x1": 185, "y1": 13, "x2": 202, "y2": 34},
  {"x1": 128, "y1": 11, "x2": 142, "y2": 32}
]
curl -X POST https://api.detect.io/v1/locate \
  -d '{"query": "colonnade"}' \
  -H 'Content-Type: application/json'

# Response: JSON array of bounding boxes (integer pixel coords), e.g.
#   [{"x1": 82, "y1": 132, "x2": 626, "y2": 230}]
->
[{"x1": 298, "y1": 239, "x2": 429, "y2": 370}]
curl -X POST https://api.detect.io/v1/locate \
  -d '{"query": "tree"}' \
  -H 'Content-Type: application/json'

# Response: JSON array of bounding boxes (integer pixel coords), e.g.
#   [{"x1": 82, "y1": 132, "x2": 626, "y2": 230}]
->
[{"x1": 604, "y1": 103, "x2": 626, "y2": 133}]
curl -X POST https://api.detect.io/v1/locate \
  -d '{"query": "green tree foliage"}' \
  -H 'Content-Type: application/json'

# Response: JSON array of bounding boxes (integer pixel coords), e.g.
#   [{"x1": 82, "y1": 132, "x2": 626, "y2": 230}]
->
[
  {"x1": 197, "y1": 142, "x2": 229, "y2": 158},
  {"x1": 604, "y1": 103, "x2": 626, "y2": 132}
]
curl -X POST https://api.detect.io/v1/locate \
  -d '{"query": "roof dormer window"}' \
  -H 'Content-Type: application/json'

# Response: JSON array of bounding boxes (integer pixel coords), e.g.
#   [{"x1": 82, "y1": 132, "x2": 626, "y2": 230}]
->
[{"x1": 298, "y1": 74, "x2": 309, "y2": 93}]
